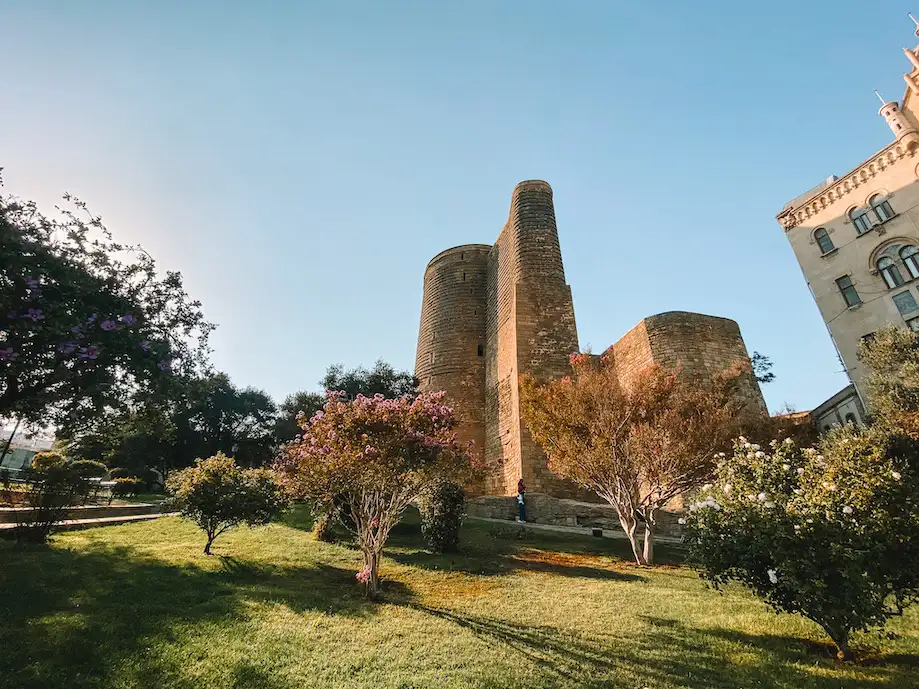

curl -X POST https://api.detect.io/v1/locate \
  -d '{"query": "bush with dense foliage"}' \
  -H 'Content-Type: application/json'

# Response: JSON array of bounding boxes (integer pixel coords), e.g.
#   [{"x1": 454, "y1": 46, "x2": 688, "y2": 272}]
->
[
  {"x1": 110, "y1": 477, "x2": 144, "y2": 498},
  {"x1": 277, "y1": 391, "x2": 474, "y2": 598},
  {"x1": 69, "y1": 459, "x2": 107, "y2": 478},
  {"x1": 29, "y1": 450, "x2": 67, "y2": 472},
  {"x1": 520, "y1": 356, "x2": 750, "y2": 564},
  {"x1": 167, "y1": 453, "x2": 289, "y2": 554},
  {"x1": 13, "y1": 463, "x2": 84, "y2": 541},
  {"x1": 682, "y1": 428, "x2": 919, "y2": 660},
  {"x1": 859, "y1": 326, "x2": 919, "y2": 438},
  {"x1": 419, "y1": 482, "x2": 465, "y2": 553}
]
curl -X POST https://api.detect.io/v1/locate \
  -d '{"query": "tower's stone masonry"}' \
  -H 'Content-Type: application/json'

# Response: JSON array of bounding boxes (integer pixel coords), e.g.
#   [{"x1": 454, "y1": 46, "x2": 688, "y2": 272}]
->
[{"x1": 416, "y1": 180, "x2": 765, "y2": 499}]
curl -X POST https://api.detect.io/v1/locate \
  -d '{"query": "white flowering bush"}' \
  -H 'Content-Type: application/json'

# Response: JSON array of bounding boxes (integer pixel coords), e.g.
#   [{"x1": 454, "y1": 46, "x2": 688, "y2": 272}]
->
[{"x1": 682, "y1": 427, "x2": 919, "y2": 660}]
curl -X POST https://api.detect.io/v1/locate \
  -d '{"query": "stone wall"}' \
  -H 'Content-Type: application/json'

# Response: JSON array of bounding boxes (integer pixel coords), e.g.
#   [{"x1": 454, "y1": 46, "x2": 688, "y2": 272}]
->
[{"x1": 467, "y1": 493, "x2": 682, "y2": 536}]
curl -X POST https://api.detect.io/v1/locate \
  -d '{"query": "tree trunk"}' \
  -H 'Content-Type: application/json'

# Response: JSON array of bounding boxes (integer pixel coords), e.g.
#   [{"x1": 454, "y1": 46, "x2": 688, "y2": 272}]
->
[
  {"x1": 364, "y1": 552, "x2": 380, "y2": 600},
  {"x1": 642, "y1": 521, "x2": 655, "y2": 565},
  {"x1": 832, "y1": 631, "x2": 852, "y2": 661},
  {"x1": 617, "y1": 511, "x2": 646, "y2": 565},
  {"x1": 204, "y1": 533, "x2": 215, "y2": 555}
]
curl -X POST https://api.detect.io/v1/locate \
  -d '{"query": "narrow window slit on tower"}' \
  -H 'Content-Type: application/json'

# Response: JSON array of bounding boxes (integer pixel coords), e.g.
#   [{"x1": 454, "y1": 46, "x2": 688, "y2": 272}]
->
[
  {"x1": 477, "y1": 344, "x2": 484, "y2": 357},
  {"x1": 463, "y1": 272, "x2": 466, "y2": 281}
]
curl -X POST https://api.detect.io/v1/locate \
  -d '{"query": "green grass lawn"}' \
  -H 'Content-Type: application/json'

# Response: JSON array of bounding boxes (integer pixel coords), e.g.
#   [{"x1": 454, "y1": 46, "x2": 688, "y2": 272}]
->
[{"x1": 1, "y1": 506, "x2": 917, "y2": 689}]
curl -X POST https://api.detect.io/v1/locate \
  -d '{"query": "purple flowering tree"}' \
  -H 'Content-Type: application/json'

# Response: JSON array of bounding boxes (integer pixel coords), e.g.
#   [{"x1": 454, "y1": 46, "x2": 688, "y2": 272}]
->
[
  {"x1": 0, "y1": 183, "x2": 212, "y2": 431},
  {"x1": 276, "y1": 391, "x2": 475, "y2": 599}
]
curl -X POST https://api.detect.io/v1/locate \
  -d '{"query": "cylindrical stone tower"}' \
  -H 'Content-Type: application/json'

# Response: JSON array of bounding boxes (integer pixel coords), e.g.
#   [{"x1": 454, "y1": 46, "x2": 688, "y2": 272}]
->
[{"x1": 415, "y1": 244, "x2": 491, "y2": 477}]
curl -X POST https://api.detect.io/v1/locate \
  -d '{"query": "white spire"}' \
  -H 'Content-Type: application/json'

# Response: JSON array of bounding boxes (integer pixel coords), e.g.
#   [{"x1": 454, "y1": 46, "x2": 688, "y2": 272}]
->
[
  {"x1": 910, "y1": 12, "x2": 919, "y2": 36},
  {"x1": 875, "y1": 89, "x2": 888, "y2": 105}
]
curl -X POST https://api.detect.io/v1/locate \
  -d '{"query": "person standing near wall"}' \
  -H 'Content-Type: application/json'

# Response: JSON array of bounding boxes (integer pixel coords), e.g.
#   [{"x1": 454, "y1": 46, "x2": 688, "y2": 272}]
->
[{"x1": 516, "y1": 478, "x2": 526, "y2": 522}]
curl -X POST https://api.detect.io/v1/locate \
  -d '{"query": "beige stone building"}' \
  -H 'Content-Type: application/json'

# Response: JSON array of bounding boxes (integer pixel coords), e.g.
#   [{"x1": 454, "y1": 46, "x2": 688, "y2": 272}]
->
[{"x1": 777, "y1": 22, "x2": 919, "y2": 403}]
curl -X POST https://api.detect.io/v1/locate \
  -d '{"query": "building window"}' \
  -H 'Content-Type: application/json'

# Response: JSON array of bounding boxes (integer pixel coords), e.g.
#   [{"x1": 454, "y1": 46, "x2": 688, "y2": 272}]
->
[
  {"x1": 893, "y1": 290, "x2": 919, "y2": 316},
  {"x1": 836, "y1": 275, "x2": 861, "y2": 307},
  {"x1": 844, "y1": 413, "x2": 857, "y2": 425},
  {"x1": 870, "y1": 194, "x2": 895, "y2": 223},
  {"x1": 878, "y1": 257, "x2": 906, "y2": 288},
  {"x1": 851, "y1": 208, "x2": 874, "y2": 235},
  {"x1": 907, "y1": 316, "x2": 919, "y2": 332},
  {"x1": 901, "y1": 246, "x2": 919, "y2": 279},
  {"x1": 477, "y1": 344, "x2": 484, "y2": 357},
  {"x1": 814, "y1": 228, "x2": 834, "y2": 254}
]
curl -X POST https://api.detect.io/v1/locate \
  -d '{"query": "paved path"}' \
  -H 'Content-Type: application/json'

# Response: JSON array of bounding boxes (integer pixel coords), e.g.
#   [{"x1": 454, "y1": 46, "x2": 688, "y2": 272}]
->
[{"x1": 467, "y1": 516, "x2": 682, "y2": 545}]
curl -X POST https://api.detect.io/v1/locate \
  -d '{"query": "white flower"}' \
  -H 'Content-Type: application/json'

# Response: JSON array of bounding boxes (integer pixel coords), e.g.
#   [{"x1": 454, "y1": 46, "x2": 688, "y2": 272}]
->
[
  {"x1": 782, "y1": 464, "x2": 790, "y2": 471},
  {"x1": 784, "y1": 437, "x2": 794, "y2": 445},
  {"x1": 842, "y1": 505, "x2": 853, "y2": 514},
  {"x1": 757, "y1": 492, "x2": 768, "y2": 502},
  {"x1": 746, "y1": 494, "x2": 757, "y2": 501},
  {"x1": 892, "y1": 471, "x2": 902, "y2": 481},
  {"x1": 723, "y1": 483, "x2": 732, "y2": 494},
  {"x1": 702, "y1": 483, "x2": 713, "y2": 492},
  {"x1": 767, "y1": 569, "x2": 778, "y2": 584},
  {"x1": 797, "y1": 467, "x2": 805, "y2": 475},
  {"x1": 794, "y1": 525, "x2": 801, "y2": 531},
  {"x1": 755, "y1": 451, "x2": 766, "y2": 458},
  {"x1": 764, "y1": 501, "x2": 776, "y2": 509},
  {"x1": 793, "y1": 489, "x2": 802, "y2": 495},
  {"x1": 751, "y1": 444, "x2": 761, "y2": 451},
  {"x1": 678, "y1": 518, "x2": 686, "y2": 525}
]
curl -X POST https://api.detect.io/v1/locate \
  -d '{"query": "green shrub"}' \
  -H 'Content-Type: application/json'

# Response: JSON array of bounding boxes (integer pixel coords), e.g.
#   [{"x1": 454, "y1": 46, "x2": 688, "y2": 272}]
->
[
  {"x1": 419, "y1": 482, "x2": 465, "y2": 553},
  {"x1": 167, "y1": 453, "x2": 290, "y2": 554},
  {"x1": 111, "y1": 477, "x2": 144, "y2": 498},
  {"x1": 312, "y1": 511, "x2": 334, "y2": 543},
  {"x1": 13, "y1": 464, "x2": 84, "y2": 541},
  {"x1": 30, "y1": 451, "x2": 67, "y2": 472},
  {"x1": 682, "y1": 429, "x2": 919, "y2": 660},
  {"x1": 109, "y1": 467, "x2": 137, "y2": 480},
  {"x1": 70, "y1": 460, "x2": 108, "y2": 478}
]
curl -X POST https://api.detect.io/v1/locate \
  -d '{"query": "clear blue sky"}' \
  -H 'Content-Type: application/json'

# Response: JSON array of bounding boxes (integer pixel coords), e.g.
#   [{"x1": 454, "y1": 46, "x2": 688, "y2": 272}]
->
[{"x1": 2, "y1": 1, "x2": 915, "y2": 412}]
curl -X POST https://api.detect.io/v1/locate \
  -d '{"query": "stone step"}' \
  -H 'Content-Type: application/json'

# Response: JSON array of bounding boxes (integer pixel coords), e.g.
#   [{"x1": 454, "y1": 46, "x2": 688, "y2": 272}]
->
[{"x1": 0, "y1": 511, "x2": 178, "y2": 532}]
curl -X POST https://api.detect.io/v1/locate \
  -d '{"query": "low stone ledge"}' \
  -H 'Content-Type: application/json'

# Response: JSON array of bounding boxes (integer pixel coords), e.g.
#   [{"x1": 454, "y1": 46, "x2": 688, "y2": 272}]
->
[{"x1": 467, "y1": 493, "x2": 682, "y2": 536}]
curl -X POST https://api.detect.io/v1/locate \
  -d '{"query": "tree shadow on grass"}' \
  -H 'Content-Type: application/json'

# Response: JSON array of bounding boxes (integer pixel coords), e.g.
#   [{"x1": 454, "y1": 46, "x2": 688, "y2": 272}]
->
[
  {"x1": 410, "y1": 606, "x2": 919, "y2": 689},
  {"x1": 0, "y1": 541, "x2": 400, "y2": 689}
]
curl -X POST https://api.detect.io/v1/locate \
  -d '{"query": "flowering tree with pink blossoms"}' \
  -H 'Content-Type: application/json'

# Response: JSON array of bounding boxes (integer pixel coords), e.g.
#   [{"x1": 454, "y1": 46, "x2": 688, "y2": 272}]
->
[
  {"x1": 276, "y1": 391, "x2": 474, "y2": 598},
  {"x1": 0, "y1": 181, "x2": 212, "y2": 432}
]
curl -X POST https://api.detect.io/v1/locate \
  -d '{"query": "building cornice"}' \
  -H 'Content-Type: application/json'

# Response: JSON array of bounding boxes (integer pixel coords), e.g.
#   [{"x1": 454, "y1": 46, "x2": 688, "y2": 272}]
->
[{"x1": 776, "y1": 131, "x2": 919, "y2": 231}]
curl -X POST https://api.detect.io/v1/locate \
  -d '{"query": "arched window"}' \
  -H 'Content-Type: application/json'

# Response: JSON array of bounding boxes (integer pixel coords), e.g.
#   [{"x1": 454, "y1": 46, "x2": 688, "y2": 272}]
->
[
  {"x1": 844, "y1": 413, "x2": 857, "y2": 425},
  {"x1": 814, "y1": 228, "x2": 834, "y2": 254},
  {"x1": 878, "y1": 257, "x2": 906, "y2": 288},
  {"x1": 901, "y1": 245, "x2": 919, "y2": 279},
  {"x1": 851, "y1": 207, "x2": 873, "y2": 234},
  {"x1": 870, "y1": 194, "x2": 895, "y2": 223}
]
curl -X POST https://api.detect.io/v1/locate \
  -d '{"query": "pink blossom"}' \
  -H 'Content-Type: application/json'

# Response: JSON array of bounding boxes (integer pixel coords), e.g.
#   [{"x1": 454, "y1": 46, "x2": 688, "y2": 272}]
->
[
  {"x1": 79, "y1": 346, "x2": 99, "y2": 360},
  {"x1": 100, "y1": 320, "x2": 118, "y2": 331},
  {"x1": 0, "y1": 347, "x2": 17, "y2": 362}
]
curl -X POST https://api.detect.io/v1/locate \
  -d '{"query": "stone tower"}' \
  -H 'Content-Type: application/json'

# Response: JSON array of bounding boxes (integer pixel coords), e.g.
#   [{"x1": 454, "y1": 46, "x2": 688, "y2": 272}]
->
[{"x1": 417, "y1": 180, "x2": 765, "y2": 499}]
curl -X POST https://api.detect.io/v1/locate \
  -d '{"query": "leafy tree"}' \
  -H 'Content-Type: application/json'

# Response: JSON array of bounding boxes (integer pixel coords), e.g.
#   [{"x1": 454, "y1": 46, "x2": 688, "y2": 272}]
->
[
  {"x1": 321, "y1": 360, "x2": 418, "y2": 401},
  {"x1": 520, "y1": 355, "x2": 748, "y2": 565},
  {"x1": 0, "y1": 186, "x2": 212, "y2": 432},
  {"x1": 859, "y1": 326, "x2": 919, "y2": 438},
  {"x1": 65, "y1": 372, "x2": 278, "y2": 478},
  {"x1": 277, "y1": 391, "x2": 474, "y2": 598},
  {"x1": 275, "y1": 361, "x2": 417, "y2": 443},
  {"x1": 167, "y1": 452, "x2": 289, "y2": 555},
  {"x1": 274, "y1": 390, "x2": 325, "y2": 442},
  {"x1": 682, "y1": 429, "x2": 919, "y2": 660},
  {"x1": 751, "y1": 351, "x2": 776, "y2": 384}
]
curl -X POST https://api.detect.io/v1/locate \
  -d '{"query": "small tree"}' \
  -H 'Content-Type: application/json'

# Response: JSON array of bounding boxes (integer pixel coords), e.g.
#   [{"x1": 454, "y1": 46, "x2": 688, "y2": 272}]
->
[
  {"x1": 520, "y1": 356, "x2": 746, "y2": 565},
  {"x1": 167, "y1": 453, "x2": 289, "y2": 555},
  {"x1": 859, "y1": 326, "x2": 919, "y2": 438},
  {"x1": 419, "y1": 482, "x2": 465, "y2": 553},
  {"x1": 682, "y1": 429, "x2": 919, "y2": 660},
  {"x1": 277, "y1": 391, "x2": 473, "y2": 598}
]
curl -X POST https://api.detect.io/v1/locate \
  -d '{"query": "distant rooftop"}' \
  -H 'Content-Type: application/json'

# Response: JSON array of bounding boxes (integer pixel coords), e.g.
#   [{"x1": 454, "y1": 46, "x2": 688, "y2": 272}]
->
[{"x1": 782, "y1": 175, "x2": 838, "y2": 212}]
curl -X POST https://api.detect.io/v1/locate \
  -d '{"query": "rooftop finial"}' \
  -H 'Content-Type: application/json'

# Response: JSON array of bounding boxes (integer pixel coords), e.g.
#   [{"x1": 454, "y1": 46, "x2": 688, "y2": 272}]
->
[
  {"x1": 911, "y1": 12, "x2": 919, "y2": 35},
  {"x1": 875, "y1": 89, "x2": 888, "y2": 105}
]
